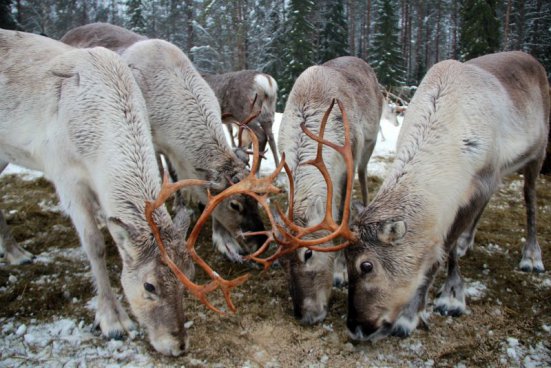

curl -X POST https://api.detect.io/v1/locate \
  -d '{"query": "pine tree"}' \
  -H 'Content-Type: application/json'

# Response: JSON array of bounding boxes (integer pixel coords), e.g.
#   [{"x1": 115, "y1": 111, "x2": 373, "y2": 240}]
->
[
  {"x1": 318, "y1": 0, "x2": 349, "y2": 63},
  {"x1": 460, "y1": 0, "x2": 500, "y2": 60},
  {"x1": 525, "y1": 0, "x2": 551, "y2": 75},
  {"x1": 0, "y1": 0, "x2": 18, "y2": 30},
  {"x1": 278, "y1": 0, "x2": 317, "y2": 108},
  {"x1": 126, "y1": 0, "x2": 146, "y2": 34},
  {"x1": 369, "y1": 0, "x2": 405, "y2": 88}
]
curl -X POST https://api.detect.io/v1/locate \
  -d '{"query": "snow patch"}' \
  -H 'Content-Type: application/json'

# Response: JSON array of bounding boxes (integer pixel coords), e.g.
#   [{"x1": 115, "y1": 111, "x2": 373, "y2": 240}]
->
[
  {"x1": 464, "y1": 280, "x2": 488, "y2": 300},
  {"x1": 0, "y1": 164, "x2": 43, "y2": 180}
]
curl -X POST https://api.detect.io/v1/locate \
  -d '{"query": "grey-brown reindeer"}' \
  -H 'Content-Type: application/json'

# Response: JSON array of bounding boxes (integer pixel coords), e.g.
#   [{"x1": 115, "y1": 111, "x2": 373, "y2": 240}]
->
[
  {"x1": 0, "y1": 29, "x2": 193, "y2": 356},
  {"x1": 345, "y1": 51, "x2": 549, "y2": 341},
  {"x1": 277, "y1": 56, "x2": 383, "y2": 324},
  {"x1": 202, "y1": 70, "x2": 279, "y2": 172},
  {"x1": 61, "y1": 22, "x2": 266, "y2": 262}
]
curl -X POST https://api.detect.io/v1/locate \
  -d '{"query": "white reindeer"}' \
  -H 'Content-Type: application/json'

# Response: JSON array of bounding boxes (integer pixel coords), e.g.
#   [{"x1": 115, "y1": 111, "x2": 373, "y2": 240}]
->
[
  {"x1": 345, "y1": 51, "x2": 549, "y2": 341},
  {"x1": 61, "y1": 23, "x2": 266, "y2": 262},
  {"x1": 277, "y1": 56, "x2": 383, "y2": 324},
  {"x1": 0, "y1": 29, "x2": 193, "y2": 356}
]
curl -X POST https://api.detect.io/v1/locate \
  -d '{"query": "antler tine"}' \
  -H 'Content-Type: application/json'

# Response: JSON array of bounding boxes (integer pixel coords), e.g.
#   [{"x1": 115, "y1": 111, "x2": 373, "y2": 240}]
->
[
  {"x1": 296, "y1": 99, "x2": 356, "y2": 242},
  {"x1": 146, "y1": 121, "x2": 290, "y2": 313},
  {"x1": 241, "y1": 99, "x2": 357, "y2": 269}
]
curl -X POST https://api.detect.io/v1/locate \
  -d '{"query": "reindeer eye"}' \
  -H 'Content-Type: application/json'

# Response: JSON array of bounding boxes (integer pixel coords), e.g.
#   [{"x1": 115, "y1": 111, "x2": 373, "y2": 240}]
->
[
  {"x1": 144, "y1": 282, "x2": 156, "y2": 293},
  {"x1": 231, "y1": 175, "x2": 240, "y2": 184},
  {"x1": 360, "y1": 261, "x2": 373, "y2": 274},
  {"x1": 229, "y1": 199, "x2": 243, "y2": 213},
  {"x1": 304, "y1": 249, "x2": 313, "y2": 262}
]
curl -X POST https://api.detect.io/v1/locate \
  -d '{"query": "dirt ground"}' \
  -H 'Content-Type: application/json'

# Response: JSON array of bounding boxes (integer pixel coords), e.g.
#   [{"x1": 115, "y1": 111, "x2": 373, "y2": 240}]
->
[{"x1": 1, "y1": 172, "x2": 550, "y2": 367}]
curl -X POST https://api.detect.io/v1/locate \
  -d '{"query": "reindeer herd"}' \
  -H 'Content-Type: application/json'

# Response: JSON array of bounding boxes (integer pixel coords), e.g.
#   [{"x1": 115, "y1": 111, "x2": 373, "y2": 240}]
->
[{"x1": 0, "y1": 23, "x2": 549, "y2": 357}]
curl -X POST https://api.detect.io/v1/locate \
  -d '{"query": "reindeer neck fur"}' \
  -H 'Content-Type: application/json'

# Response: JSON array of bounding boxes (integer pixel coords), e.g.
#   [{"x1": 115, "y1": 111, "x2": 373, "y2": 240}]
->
[
  {"x1": 0, "y1": 30, "x2": 170, "y2": 239},
  {"x1": 121, "y1": 40, "x2": 243, "y2": 199}
]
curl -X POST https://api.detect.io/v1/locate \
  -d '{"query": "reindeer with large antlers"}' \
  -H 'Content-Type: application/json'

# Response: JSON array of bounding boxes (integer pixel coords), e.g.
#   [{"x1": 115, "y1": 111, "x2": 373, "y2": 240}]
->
[
  {"x1": 0, "y1": 29, "x2": 193, "y2": 356},
  {"x1": 61, "y1": 22, "x2": 266, "y2": 262},
  {"x1": 276, "y1": 56, "x2": 383, "y2": 324}
]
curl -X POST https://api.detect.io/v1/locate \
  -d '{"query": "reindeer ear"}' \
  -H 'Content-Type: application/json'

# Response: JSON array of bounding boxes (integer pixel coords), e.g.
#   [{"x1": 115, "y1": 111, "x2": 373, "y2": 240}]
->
[
  {"x1": 108, "y1": 217, "x2": 140, "y2": 263},
  {"x1": 377, "y1": 220, "x2": 407, "y2": 244},
  {"x1": 350, "y1": 200, "x2": 365, "y2": 219}
]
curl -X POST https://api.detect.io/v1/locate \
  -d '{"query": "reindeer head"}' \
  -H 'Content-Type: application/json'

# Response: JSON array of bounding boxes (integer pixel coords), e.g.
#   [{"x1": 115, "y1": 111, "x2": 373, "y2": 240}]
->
[
  {"x1": 344, "y1": 195, "x2": 441, "y2": 341},
  {"x1": 279, "y1": 100, "x2": 349, "y2": 325},
  {"x1": 253, "y1": 99, "x2": 357, "y2": 325},
  {"x1": 381, "y1": 87, "x2": 408, "y2": 127},
  {"x1": 282, "y1": 228, "x2": 336, "y2": 325},
  {"x1": 109, "y1": 207, "x2": 193, "y2": 356}
]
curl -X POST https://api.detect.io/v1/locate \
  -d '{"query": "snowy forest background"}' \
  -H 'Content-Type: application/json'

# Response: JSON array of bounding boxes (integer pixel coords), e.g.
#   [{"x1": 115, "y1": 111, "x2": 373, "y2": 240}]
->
[{"x1": 0, "y1": 0, "x2": 550, "y2": 109}]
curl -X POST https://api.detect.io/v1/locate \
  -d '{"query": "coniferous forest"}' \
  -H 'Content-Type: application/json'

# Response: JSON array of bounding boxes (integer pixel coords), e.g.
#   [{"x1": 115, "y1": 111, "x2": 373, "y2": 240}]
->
[{"x1": 1, "y1": 0, "x2": 549, "y2": 107}]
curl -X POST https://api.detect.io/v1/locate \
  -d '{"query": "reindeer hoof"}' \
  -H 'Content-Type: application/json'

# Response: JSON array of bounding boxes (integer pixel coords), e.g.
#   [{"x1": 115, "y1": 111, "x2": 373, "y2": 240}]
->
[
  {"x1": 433, "y1": 295, "x2": 465, "y2": 317},
  {"x1": 19, "y1": 256, "x2": 35, "y2": 265},
  {"x1": 391, "y1": 325, "x2": 412, "y2": 338},
  {"x1": 434, "y1": 304, "x2": 463, "y2": 317},
  {"x1": 519, "y1": 259, "x2": 545, "y2": 273},
  {"x1": 107, "y1": 329, "x2": 125, "y2": 340},
  {"x1": 390, "y1": 314, "x2": 419, "y2": 338}
]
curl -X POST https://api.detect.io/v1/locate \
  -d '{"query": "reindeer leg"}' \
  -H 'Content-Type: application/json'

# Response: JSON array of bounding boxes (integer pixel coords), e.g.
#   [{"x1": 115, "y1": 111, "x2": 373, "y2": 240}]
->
[
  {"x1": 456, "y1": 200, "x2": 489, "y2": 257},
  {"x1": 434, "y1": 247, "x2": 466, "y2": 317},
  {"x1": 391, "y1": 262, "x2": 439, "y2": 337},
  {"x1": 262, "y1": 120, "x2": 280, "y2": 168},
  {"x1": 519, "y1": 159, "x2": 544, "y2": 272},
  {"x1": 357, "y1": 140, "x2": 376, "y2": 206},
  {"x1": 0, "y1": 161, "x2": 35, "y2": 265},
  {"x1": 55, "y1": 179, "x2": 136, "y2": 339}
]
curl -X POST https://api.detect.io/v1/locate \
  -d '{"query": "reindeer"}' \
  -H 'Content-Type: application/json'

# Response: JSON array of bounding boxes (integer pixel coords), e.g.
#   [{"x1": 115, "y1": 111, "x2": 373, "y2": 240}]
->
[
  {"x1": 277, "y1": 56, "x2": 382, "y2": 324},
  {"x1": 0, "y1": 29, "x2": 194, "y2": 356},
  {"x1": 379, "y1": 95, "x2": 407, "y2": 141},
  {"x1": 202, "y1": 70, "x2": 279, "y2": 171},
  {"x1": 61, "y1": 22, "x2": 266, "y2": 262},
  {"x1": 345, "y1": 51, "x2": 549, "y2": 341}
]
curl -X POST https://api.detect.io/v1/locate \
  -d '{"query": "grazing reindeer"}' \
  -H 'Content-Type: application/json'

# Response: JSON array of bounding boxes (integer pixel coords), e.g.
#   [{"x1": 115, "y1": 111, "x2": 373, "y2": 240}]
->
[
  {"x1": 345, "y1": 51, "x2": 549, "y2": 341},
  {"x1": 278, "y1": 56, "x2": 382, "y2": 324},
  {"x1": 0, "y1": 30, "x2": 194, "y2": 356},
  {"x1": 202, "y1": 70, "x2": 279, "y2": 171},
  {"x1": 61, "y1": 23, "x2": 266, "y2": 262}
]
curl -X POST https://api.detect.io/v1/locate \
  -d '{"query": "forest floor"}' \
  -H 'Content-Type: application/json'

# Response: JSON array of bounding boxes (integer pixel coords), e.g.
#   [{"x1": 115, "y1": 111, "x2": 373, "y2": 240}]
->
[{"x1": 0, "y1": 163, "x2": 550, "y2": 367}]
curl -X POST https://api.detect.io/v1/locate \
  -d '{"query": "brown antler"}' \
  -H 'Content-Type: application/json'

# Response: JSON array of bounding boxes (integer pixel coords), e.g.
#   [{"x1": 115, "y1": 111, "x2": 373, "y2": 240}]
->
[
  {"x1": 146, "y1": 98, "x2": 357, "y2": 313},
  {"x1": 145, "y1": 121, "x2": 286, "y2": 314},
  {"x1": 245, "y1": 98, "x2": 358, "y2": 268},
  {"x1": 145, "y1": 175, "x2": 249, "y2": 314}
]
